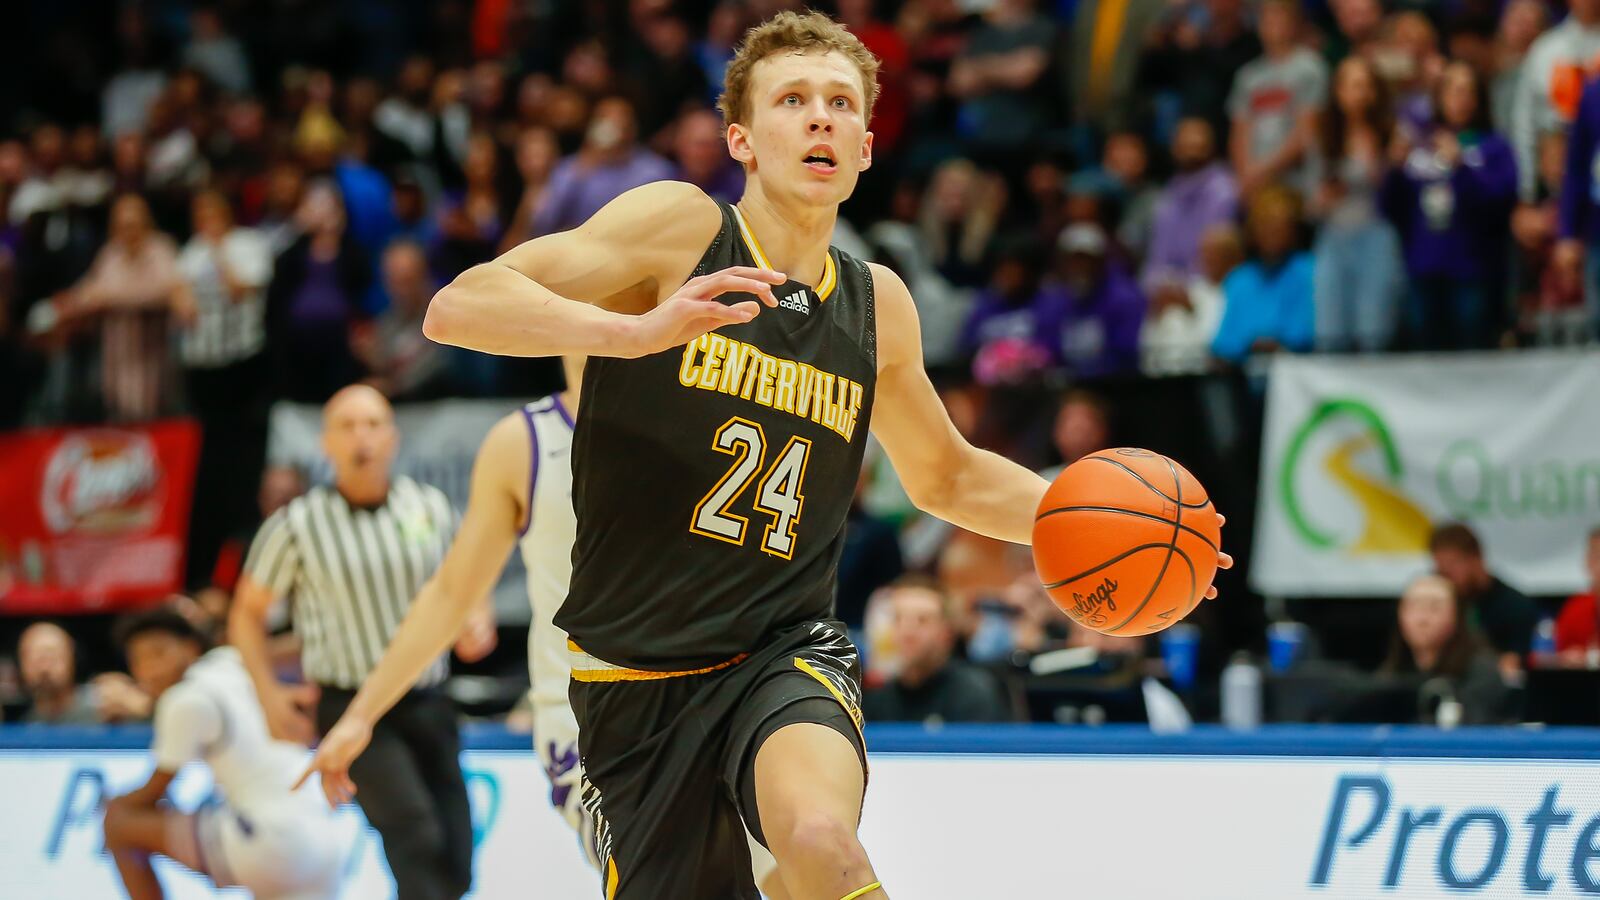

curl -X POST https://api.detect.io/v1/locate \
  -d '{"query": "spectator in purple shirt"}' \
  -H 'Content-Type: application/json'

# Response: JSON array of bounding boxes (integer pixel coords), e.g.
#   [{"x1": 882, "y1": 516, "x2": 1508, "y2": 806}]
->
[
  {"x1": 1141, "y1": 117, "x2": 1239, "y2": 307},
  {"x1": 264, "y1": 182, "x2": 371, "y2": 403},
  {"x1": 960, "y1": 235, "x2": 1058, "y2": 385},
  {"x1": 1383, "y1": 61, "x2": 1518, "y2": 350},
  {"x1": 672, "y1": 108, "x2": 744, "y2": 203},
  {"x1": 530, "y1": 97, "x2": 674, "y2": 236},
  {"x1": 1046, "y1": 223, "x2": 1145, "y2": 379},
  {"x1": 1556, "y1": 76, "x2": 1600, "y2": 338}
]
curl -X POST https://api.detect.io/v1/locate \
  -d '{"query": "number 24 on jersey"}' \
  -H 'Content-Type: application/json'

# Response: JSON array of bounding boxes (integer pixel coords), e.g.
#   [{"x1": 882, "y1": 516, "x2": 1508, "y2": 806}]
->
[{"x1": 691, "y1": 417, "x2": 810, "y2": 559}]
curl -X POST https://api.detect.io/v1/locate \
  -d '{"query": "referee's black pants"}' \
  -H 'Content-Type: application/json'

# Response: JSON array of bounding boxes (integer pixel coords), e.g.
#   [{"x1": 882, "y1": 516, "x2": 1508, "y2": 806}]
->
[{"x1": 317, "y1": 686, "x2": 474, "y2": 900}]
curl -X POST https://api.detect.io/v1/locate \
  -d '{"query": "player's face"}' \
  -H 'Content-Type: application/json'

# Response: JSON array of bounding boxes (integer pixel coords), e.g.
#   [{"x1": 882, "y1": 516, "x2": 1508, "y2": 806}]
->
[
  {"x1": 126, "y1": 632, "x2": 200, "y2": 700},
  {"x1": 323, "y1": 389, "x2": 399, "y2": 481},
  {"x1": 732, "y1": 50, "x2": 873, "y2": 206}
]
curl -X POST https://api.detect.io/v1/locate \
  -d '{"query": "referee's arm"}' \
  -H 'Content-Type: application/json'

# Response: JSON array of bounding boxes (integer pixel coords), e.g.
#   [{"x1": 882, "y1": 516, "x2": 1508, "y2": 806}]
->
[
  {"x1": 231, "y1": 510, "x2": 318, "y2": 744},
  {"x1": 298, "y1": 415, "x2": 527, "y2": 805}
]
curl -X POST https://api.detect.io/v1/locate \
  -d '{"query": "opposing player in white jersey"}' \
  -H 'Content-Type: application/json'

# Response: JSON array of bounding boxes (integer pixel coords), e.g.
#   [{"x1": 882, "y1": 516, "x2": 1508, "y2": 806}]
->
[
  {"x1": 298, "y1": 357, "x2": 787, "y2": 897},
  {"x1": 102, "y1": 609, "x2": 354, "y2": 899}
]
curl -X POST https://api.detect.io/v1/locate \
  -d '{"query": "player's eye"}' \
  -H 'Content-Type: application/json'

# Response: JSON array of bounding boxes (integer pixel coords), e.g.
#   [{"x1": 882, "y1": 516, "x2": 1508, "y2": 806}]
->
[
  {"x1": 783, "y1": 94, "x2": 801, "y2": 105},
  {"x1": 832, "y1": 97, "x2": 850, "y2": 109}
]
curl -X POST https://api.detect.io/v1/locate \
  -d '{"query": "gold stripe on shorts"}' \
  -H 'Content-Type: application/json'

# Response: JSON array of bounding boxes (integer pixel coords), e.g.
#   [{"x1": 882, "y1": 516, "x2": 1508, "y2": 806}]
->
[{"x1": 568, "y1": 640, "x2": 748, "y2": 683}]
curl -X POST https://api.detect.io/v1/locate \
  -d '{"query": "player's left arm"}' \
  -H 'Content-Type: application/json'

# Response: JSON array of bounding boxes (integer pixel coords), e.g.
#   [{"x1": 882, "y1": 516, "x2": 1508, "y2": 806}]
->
[
  {"x1": 869, "y1": 265, "x2": 1233, "y2": 588},
  {"x1": 868, "y1": 263, "x2": 1049, "y2": 545}
]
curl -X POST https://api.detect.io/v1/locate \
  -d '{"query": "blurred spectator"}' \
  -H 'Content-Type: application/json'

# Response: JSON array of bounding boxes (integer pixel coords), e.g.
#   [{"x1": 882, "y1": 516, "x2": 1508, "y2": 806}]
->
[
  {"x1": 265, "y1": 182, "x2": 371, "y2": 403},
  {"x1": 1379, "y1": 574, "x2": 1511, "y2": 725},
  {"x1": 1379, "y1": 13, "x2": 1445, "y2": 140},
  {"x1": 501, "y1": 127, "x2": 560, "y2": 252},
  {"x1": 17, "y1": 623, "x2": 97, "y2": 724},
  {"x1": 177, "y1": 190, "x2": 273, "y2": 587},
  {"x1": 671, "y1": 108, "x2": 744, "y2": 203},
  {"x1": 1046, "y1": 223, "x2": 1144, "y2": 378},
  {"x1": 1100, "y1": 132, "x2": 1161, "y2": 260},
  {"x1": 1138, "y1": 0, "x2": 1261, "y2": 136},
  {"x1": 373, "y1": 56, "x2": 441, "y2": 168},
  {"x1": 862, "y1": 576, "x2": 1014, "y2": 724},
  {"x1": 18, "y1": 622, "x2": 150, "y2": 724},
  {"x1": 1554, "y1": 526, "x2": 1600, "y2": 660},
  {"x1": 865, "y1": 182, "x2": 974, "y2": 370},
  {"x1": 1492, "y1": 0, "x2": 1552, "y2": 135},
  {"x1": 1384, "y1": 62, "x2": 1518, "y2": 350},
  {"x1": 1558, "y1": 76, "x2": 1600, "y2": 339},
  {"x1": 1040, "y1": 389, "x2": 1113, "y2": 480},
  {"x1": 1211, "y1": 186, "x2": 1315, "y2": 364},
  {"x1": 1511, "y1": 0, "x2": 1600, "y2": 201},
  {"x1": 1141, "y1": 223, "x2": 1242, "y2": 375},
  {"x1": 1430, "y1": 523, "x2": 1540, "y2": 667},
  {"x1": 1311, "y1": 56, "x2": 1403, "y2": 353},
  {"x1": 61, "y1": 193, "x2": 188, "y2": 421},
  {"x1": 1514, "y1": 130, "x2": 1586, "y2": 342},
  {"x1": 182, "y1": 8, "x2": 251, "y2": 96},
  {"x1": 624, "y1": 14, "x2": 710, "y2": 140},
  {"x1": 697, "y1": 2, "x2": 748, "y2": 100},
  {"x1": 961, "y1": 235, "x2": 1057, "y2": 385},
  {"x1": 947, "y1": 0, "x2": 1056, "y2": 161},
  {"x1": 1141, "y1": 118, "x2": 1239, "y2": 301},
  {"x1": 102, "y1": 10, "x2": 167, "y2": 140},
  {"x1": 531, "y1": 97, "x2": 673, "y2": 235},
  {"x1": 1325, "y1": 0, "x2": 1385, "y2": 64},
  {"x1": 355, "y1": 241, "x2": 454, "y2": 401},
  {"x1": 837, "y1": 460, "x2": 907, "y2": 632},
  {"x1": 918, "y1": 158, "x2": 1005, "y2": 288},
  {"x1": 433, "y1": 132, "x2": 508, "y2": 278},
  {"x1": 1228, "y1": 0, "x2": 1328, "y2": 195},
  {"x1": 838, "y1": 0, "x2": 911, "y2": 158}
]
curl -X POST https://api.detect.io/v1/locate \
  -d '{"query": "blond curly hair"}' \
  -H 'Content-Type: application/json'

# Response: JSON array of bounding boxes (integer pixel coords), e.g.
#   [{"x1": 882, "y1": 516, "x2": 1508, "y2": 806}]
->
[{"x1": 717, "y1": 10, "x2": 881, "y2": 128}]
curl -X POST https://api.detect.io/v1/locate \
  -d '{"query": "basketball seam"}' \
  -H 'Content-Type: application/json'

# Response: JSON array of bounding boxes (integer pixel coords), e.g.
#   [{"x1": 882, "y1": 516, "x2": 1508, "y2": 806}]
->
[
  {"x1": 1104, "y1": 456, "x2": 1183, "y2": 635},
  {"x1": 1035, "y1": 505, "x2": 1218, "y2": 553},
  {"x1": 1086, "y1": 455, "x2": 1213, "y2": 509},
  {"x1": 1040, "y1": 542, "x2": 1171, "y2": 590}
]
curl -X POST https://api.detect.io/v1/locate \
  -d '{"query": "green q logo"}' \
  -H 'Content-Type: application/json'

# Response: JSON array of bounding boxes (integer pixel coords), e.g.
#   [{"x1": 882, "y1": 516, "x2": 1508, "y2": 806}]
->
[{"x1": 1280, "y1": 399, "x2": 1431, "y2": 555}]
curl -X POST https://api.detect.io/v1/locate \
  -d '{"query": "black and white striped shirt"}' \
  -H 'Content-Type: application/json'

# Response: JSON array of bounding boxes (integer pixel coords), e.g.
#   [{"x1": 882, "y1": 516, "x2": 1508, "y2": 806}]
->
[
  {"x1": 242, "y1": 476, "x2": 457, "y2": 689},
  {"x1": 176, "y1": 228, "x2": 271, "y2": 368}
]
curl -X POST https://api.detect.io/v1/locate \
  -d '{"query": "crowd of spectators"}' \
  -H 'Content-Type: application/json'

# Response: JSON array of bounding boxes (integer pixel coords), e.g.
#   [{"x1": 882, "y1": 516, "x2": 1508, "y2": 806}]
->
[{"x1": 5, "y1": 0, "x2": 1600, "y2": 728}]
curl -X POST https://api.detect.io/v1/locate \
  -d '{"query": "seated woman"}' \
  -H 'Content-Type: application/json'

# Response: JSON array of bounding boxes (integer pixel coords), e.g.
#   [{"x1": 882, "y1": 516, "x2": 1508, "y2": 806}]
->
[{"x1": 1377, "y1": 573, "x2": 1512, "y2": 725}]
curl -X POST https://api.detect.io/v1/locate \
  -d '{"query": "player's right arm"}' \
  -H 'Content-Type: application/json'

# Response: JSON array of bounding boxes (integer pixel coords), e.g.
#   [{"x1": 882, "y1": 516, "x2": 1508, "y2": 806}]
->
[
  {"x1": 295, "y1": 412, "x2": 532, "y2": 807},
  {"x1": 422, "y1": 180, "x2": 783, "y2": 359}
]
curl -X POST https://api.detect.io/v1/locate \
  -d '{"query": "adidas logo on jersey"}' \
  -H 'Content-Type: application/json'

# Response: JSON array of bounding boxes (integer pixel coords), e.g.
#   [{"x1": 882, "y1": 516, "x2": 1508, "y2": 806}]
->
[{"x1": 778, "y1": 290, "x2": 811, "y2": 315}]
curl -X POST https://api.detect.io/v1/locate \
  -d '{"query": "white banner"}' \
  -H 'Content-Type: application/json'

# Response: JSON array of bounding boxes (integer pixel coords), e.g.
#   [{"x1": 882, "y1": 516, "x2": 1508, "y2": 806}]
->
[
  {"x1": 267, "y1": 399, "x2": 536, "y2": 623},
  {"x1": 1253, "y1": 350, "x2": 1600, "y2": 597},
  {"x1": 8, "y1": 748, "x2": 1600, "y2": 898}
]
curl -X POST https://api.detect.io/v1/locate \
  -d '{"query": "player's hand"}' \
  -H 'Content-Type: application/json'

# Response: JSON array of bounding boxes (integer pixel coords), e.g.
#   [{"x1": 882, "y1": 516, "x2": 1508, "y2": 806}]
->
[
  {"x1": 294, "y1": 715, "x2": 371, "y2": 809},
  {"x1": 454, "y1": 604, "x2": 498, "y2": 663},
  {"x1": 1206, "y1": 513, "x2": 1232, "y2": 600},
  {"x1": 621, "y1": 266, "x2": 785, "y2": 358},
  {"x1": 264, "y1": 682, "x2": 320, "y2": 746}
]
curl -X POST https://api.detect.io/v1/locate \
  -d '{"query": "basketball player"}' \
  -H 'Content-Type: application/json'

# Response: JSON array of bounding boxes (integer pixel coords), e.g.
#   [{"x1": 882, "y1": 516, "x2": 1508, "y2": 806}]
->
[
  {"x1": 308, "y1": 12, "x2": 1230, "y2": 900},
  {"x1": 296, "y1": 357, "x2": 789, "y2": 896},
  {"x1": 102, "y1": 609, "x2": 353, "y2": 899}
]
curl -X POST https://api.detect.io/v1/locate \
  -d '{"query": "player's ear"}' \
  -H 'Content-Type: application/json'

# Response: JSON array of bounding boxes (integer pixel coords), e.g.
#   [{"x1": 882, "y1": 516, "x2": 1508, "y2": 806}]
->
[
  {"x1": 727, "y1": 123, "x2": 755, "y2": 167},
  {"x1": 858, "y1": 131, "x2": 874, "y2": 173}
]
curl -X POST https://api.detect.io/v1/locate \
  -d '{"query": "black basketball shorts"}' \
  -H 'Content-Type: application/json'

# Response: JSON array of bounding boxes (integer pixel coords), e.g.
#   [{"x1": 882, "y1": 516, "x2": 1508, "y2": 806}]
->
[{"x1": 567, "y1": 619, "x2": 868, "y2": 899}]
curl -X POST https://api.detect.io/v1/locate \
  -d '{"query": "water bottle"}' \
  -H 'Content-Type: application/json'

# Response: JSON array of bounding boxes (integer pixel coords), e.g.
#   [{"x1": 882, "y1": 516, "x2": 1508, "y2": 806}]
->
[
  {"x1": 1220, "y1": 652, "x2": 1262, "y2": 730},
  {"x1": 1532, "y1": 617, "x2": 1557, "y2": 664}
]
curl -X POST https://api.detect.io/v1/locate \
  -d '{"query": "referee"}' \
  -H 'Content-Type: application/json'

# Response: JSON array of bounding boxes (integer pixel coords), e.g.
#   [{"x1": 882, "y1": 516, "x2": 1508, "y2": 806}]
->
[{"x1": 229, "y1": 384, "x2": 494, "y2": 900}]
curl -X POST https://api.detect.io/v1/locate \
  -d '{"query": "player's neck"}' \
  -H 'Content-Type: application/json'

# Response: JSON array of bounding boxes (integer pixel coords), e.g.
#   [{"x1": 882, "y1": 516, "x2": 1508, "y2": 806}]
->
[{"x1": 735, "y1": 187, "x2": 836, "y2": 289}]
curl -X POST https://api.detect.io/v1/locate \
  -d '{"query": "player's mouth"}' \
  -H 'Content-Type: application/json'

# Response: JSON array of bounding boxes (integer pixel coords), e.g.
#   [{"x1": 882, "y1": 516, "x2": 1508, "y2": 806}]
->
[{"x1": 802, "y1": 145, "x2": 837, "y2": 175}]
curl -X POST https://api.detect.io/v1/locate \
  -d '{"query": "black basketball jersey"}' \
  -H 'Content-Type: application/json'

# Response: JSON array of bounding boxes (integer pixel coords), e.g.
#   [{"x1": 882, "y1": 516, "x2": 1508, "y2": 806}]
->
[{"x1": 558, "y1": 201, "x2": 878, "y2": 670}]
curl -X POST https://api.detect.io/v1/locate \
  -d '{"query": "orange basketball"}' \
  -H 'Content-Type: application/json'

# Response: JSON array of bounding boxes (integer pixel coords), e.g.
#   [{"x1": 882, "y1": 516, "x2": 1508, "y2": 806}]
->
[{"x1": 1032, "y1": 448, "x2": 1221, "y2": 636}]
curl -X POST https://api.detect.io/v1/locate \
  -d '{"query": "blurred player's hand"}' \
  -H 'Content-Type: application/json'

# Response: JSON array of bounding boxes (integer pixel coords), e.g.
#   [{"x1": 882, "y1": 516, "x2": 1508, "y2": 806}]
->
[
  {"x1": 264, "y1": 682, "x2": 320, "y2": 746},
  {"x1": 454, "y1": 604, "x2": 498, "y2": 663},
  {"x1": 1206, "y1": 513, "x2": 1232, "y2": 600},
  {"x1": 295, "y1": 716, "x2": 371, "y2": 809},
  {"x1": 622, "y1": 266, "x2": 785, "y2": 357}
]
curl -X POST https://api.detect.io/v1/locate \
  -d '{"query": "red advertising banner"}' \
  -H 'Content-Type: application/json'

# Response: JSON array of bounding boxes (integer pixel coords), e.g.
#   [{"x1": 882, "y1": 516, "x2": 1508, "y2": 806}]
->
[{"x1": 0, "y1": 419, "x2": 200, "y2": 614}]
